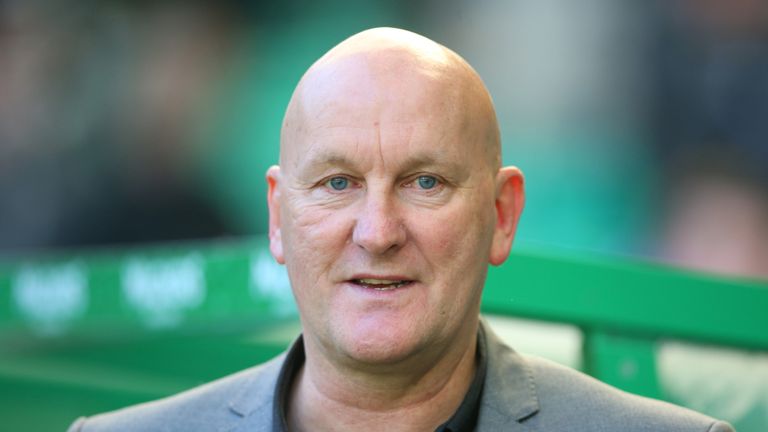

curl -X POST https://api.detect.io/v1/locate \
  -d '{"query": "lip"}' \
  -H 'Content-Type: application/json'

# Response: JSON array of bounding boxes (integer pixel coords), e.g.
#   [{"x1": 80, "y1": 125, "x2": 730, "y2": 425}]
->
[
  {"x1": 344, "y1": 274, "x2": 417, "y2": 293},
  {"x1": 347, "y1": 274, "x2": 414, "y2": 282}
]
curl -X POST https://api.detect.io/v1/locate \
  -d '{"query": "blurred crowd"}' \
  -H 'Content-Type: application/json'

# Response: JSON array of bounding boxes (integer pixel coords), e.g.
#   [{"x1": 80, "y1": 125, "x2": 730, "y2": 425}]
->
[
  {"x1": 0, "y1": 1, "x2": 243, "y2": 248},
  {"x1": 1, "y1": 0, "x2": 766, "y2": 280}
]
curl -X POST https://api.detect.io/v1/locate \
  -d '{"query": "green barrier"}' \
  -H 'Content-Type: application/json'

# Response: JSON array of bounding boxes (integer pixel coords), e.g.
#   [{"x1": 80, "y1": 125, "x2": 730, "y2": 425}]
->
[
  {"x1": 0, "y1": 238, "x2": 295, "y2": 342},
  {"x1": 1, "y1": 238, "x2": 766, "y2": 431},
  {"x1": 485, "y1": 247, "x2": 767, "y2": 350}
]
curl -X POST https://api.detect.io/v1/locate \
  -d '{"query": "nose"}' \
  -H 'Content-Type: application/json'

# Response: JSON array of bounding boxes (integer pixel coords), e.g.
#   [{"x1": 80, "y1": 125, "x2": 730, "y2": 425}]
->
[{"x1": 352, "y1": 191, "x2": 406, "y2": 255}]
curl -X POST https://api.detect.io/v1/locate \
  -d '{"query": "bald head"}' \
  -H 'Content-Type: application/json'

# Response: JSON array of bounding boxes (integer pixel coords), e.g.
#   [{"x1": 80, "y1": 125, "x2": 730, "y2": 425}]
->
[
  {"x1": 280, "y1": 27, "x2": 501, "y2": 173},
  {"x1": 265, "y1": 29, "x2": 525, "y2": 375}
]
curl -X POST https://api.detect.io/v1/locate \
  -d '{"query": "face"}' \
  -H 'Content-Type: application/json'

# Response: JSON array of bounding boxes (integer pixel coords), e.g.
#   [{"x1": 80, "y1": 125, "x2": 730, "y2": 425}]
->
[{"x1": 267, "y1": 56, "x2": 521, "y2": 366}]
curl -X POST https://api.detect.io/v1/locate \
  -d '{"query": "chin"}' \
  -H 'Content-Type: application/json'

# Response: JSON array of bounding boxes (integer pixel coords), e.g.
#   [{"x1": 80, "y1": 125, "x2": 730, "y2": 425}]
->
[
  {"x1": 346, "y1": 343, "x2": 416, "y2": 365},
  {"x1": 339, "y1": 328, "x2": 423, "y2": 366}
]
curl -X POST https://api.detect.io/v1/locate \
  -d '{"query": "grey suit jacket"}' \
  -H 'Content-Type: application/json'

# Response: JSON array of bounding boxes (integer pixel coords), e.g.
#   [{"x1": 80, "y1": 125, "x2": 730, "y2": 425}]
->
[{"x1": 69, "y1": 322, "x2": 734, "y2": 431}]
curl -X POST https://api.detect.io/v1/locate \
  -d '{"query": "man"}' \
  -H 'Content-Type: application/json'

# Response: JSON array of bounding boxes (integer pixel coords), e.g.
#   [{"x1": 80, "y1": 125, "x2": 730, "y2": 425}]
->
[{"x1": 69, "y1": 27, "x2": 734, "y2": 432}]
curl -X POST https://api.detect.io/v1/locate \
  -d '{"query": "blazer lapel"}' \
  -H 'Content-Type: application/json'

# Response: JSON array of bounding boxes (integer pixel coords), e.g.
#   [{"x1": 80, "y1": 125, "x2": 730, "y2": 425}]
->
[
  {"x1": 476, "y1": 320, "x2": 540, "y2": 431},
  {"x1": 225, "y1": 353, "x2": 287, "y2": 432}
]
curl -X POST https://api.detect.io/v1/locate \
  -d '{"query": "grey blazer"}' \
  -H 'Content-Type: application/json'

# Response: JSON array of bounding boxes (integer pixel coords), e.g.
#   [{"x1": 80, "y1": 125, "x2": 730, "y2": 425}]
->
[{"x1": 69, "y1": 322, "x2": 734, "y2": 431}]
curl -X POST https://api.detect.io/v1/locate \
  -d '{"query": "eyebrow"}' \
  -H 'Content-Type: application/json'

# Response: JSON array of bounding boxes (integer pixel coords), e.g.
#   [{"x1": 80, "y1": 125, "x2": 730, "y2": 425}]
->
[
  {"x1": 296, "y1": 152, "x2": 356, "y2": 176},
  {"x1": 297, "y1": 149, "x2": 468, "y2": 181}
]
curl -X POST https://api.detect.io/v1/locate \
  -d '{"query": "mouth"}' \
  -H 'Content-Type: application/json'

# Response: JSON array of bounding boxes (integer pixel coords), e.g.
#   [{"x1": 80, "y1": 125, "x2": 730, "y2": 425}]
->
[{"x1": 349, "y1": 278, "x2": 415, "y2": 291}]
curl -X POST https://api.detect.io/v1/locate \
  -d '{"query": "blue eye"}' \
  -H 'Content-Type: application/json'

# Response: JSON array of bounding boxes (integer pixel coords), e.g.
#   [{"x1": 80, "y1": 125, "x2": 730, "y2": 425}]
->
[
  {"x1": 327, "y1": 177, "x2": 349, "y2": 191},
  {"x1": 417, "y1": 175, "x2": 438, "y2": 189}
]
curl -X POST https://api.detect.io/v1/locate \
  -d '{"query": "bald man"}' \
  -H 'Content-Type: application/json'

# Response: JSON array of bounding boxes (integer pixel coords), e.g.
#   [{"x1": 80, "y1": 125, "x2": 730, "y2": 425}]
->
[{"x1": 69, "y1": 28, "x2": 733, "y2": 432}]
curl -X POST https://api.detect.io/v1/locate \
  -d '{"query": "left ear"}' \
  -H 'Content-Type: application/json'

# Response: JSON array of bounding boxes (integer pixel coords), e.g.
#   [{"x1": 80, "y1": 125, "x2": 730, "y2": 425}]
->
[
  {"x1": 266, "y1": 165, "x2": 285, "y2": 264},
  {"x1": 489, "y1": 166, "x2": 525, "y2": 266}
]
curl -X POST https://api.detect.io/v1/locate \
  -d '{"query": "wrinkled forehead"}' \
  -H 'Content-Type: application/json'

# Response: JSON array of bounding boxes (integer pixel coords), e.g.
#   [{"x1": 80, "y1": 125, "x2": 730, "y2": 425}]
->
[{"x1": 281, "y1": 52, "x2": 491, "y2": 169}]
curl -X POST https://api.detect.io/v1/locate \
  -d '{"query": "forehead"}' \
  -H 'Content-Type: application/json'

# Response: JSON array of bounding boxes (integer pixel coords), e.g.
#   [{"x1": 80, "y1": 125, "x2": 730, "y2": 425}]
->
[
  {"x1": 281, "y1": 50, "x2": 496, "y2": 174},
  {"x1": 295, "y1": 120, "x2": 466, "y2": 174},
  {"x1": 291, "y1": 101, "x2": 472, "y2": 177},
  {"x1": 305, "y1": 52, "x2": 460, "y2": 122}
]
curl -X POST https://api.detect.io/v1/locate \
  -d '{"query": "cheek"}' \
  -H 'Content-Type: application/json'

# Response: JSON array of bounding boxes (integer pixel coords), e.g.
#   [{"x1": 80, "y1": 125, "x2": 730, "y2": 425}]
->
[
  {"x1": 411, "y1": 194, "x2": 496, "y2": 311},
  {"x1": 281, "y1": 198, "x2": 352, "y2": 282},
  {"x1": 416, "y1": 198, "x2": 495, "y2": 260},
  {"x1": 284, "y1": 196, "x2": 343, "y2": 247}
]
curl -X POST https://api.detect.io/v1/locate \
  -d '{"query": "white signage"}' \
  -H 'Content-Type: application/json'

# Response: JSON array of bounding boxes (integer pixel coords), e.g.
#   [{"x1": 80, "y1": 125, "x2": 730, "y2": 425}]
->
[
  {"x1": 121, "y1": 253, "x2": 205, "y2": 328},
  {"x1": 12, "y1": 262, "x2": 88, "y2": 335}
]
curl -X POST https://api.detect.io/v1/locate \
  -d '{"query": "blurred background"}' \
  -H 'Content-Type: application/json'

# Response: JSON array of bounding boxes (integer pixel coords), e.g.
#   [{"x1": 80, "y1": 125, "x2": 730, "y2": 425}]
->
[
  {"x1": 2, "y1": 0, "x2": 767, "y2": 280},
  {"x1": 1, "y1": 0, "x2": 767, "y2": 430}
]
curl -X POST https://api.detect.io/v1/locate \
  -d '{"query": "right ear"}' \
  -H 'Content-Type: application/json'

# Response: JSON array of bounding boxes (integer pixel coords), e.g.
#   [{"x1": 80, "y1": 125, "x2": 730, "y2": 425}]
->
[{"x1": 266, "y1": 165, "x2": 285, "y2": 264}]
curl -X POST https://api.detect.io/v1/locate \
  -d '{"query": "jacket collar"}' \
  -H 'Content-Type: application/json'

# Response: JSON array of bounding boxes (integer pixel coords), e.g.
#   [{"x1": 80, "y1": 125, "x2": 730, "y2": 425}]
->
[
  {"x1": 226, "y1": 319, "x2": 541, "y2": 431},
  {"x1": 226, "y1": 354, "x2": 286, "y2": 432},
  {"x1": 476, "y1": 319, "x2": 540, "y2": 430}
]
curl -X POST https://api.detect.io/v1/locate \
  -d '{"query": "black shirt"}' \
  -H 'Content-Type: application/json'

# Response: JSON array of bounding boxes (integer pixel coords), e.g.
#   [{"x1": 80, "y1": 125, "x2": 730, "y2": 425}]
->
[{"x1": 272, "y1": 326, "x2": 488, "y2": 432}]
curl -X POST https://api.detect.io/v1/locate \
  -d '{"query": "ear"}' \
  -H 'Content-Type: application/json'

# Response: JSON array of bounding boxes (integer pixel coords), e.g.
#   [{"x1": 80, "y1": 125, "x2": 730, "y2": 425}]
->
[
  {"x1": 489, "y1": 166, "x2": 525, "y2": 266},
  {"x1": 266, "y1": 165, "x2": 285, "y2": 264}
]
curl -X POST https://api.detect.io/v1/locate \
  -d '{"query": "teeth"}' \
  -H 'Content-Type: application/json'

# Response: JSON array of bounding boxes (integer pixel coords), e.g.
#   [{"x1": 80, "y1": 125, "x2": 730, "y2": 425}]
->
[
  {"x1": 354, "y1": 279, "x2": 410, "y2": 290},
  {"x1": 358, "y1": 278, "x2": 401, "y2": 285}
]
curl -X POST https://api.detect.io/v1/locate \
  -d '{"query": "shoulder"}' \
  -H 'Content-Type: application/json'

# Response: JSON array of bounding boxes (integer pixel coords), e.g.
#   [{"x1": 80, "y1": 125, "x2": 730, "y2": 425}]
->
[
  {"x1": 478, "y1": 321, "x2": 733, "y2": 432},
  {"x1": 67, "y1": 354, "x2": 285, "y2": 432},
  {"x1": 523, "y1": 354, "x2": 733, "y2": 432}
]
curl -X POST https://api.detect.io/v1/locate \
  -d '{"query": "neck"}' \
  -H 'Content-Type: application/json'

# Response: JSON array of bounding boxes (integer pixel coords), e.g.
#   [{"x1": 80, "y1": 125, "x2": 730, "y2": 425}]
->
[{"x1": 288, "y1": 323, "x2": 479, "y2": 432}]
